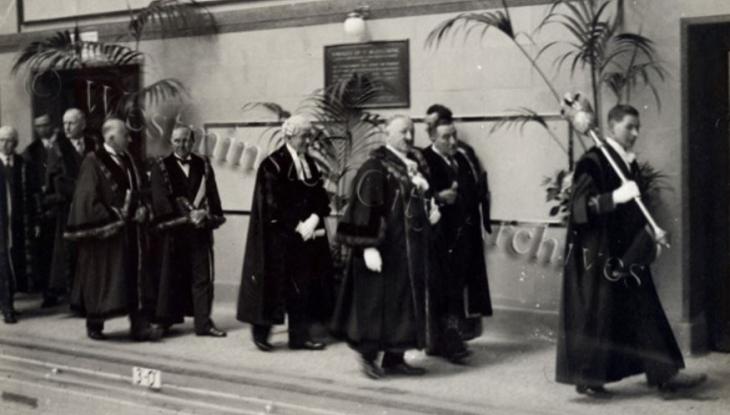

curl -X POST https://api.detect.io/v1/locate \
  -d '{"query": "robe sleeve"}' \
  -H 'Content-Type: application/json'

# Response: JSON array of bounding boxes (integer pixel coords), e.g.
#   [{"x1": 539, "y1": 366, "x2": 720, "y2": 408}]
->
[
  {"x1": 570, "y1": 154, "x2": 616, "y2": 226},
  {"x1": 336, "y1": 158, "x2": 386, "y2": 247},
  {"x1": 203, "y1": 160, "x2": 226, "y2": 228},
  {"x1": 64, "y1": 155, "x2": 121, "y2": 239},
  {"x1": 309, "y1": 161, "x2": 331, "y2": 220}
]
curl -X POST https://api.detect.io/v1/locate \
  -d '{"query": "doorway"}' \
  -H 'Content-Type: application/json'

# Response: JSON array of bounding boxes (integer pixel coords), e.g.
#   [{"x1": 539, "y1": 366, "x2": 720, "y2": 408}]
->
[{"x1": 686, "y1": 20, "x2": 730, "y2": 352}]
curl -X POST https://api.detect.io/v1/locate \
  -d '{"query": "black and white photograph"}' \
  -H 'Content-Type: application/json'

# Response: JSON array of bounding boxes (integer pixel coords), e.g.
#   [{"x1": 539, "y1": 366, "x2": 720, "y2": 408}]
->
[{"x1": 0, "y1": 0, "x2": 728, "y2": 414}]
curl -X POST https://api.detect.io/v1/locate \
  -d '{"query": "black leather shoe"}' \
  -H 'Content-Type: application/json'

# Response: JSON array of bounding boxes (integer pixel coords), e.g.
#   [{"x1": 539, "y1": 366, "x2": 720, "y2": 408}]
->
[
  {"x1": 289, "y1": 340, "x2": 326, "y2": 350},
  {"x1": 658, "y1": 372, "x2": 707, "y2": 393},
  {"x1": 87, "y1": 329, "x2": 107, "y2": 340},
  {"x1": 360, "y1": 358, "x2": 385, "y2": 380},
  {"x1": 254, "y1": 339, "x2": 274, "y2": 352},
  {"x1": 3, "y1": 312, "x2": 17, "y2": 324},
  {"x1": 196, "y1": 326, "x2": 227, "y2": 338},
  {"x1": 382, "y1": 362, "x2": 427, "y2": 376}
]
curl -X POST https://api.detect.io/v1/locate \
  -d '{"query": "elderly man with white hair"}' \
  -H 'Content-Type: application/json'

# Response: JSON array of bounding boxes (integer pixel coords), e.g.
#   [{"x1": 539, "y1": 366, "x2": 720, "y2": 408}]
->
[
  {"x1": 0, "y1": 125, "x2": 35, "y2": 323},
  {"x1": 237, "y1": 114, "x2": 334, "y2": 352},
  {"x1": 331, "y1": 115, "x2": 438, "y2": 379}
]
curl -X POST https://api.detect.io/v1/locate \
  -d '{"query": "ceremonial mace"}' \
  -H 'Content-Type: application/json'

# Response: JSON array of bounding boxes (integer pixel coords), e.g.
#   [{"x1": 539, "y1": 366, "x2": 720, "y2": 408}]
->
[{"x1": 561, "y1": 92, "x2": 670, "y2": 255}]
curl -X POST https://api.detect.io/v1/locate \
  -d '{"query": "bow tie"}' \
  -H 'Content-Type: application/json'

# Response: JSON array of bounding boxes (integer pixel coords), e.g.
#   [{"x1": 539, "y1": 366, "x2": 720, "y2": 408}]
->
[{"x1": 177, "y1": 158, "x2": 191, "y2": 165}]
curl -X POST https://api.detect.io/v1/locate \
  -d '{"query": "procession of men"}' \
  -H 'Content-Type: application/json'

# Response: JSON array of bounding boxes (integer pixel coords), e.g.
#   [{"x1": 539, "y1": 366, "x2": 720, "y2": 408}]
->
[{"x1": 0, "y1": 101, "x2": 707, "y2": 396}]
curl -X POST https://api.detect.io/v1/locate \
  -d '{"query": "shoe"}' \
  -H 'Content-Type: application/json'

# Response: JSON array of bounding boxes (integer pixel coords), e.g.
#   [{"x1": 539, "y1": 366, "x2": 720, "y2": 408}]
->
[
  {"x1": 288, "y1": 340, "x2": 326, "y2": 350},
  {"x1": 3, "y1": 311, "x2": 17, "y2": 324},
  {"x1": 446, "y1": 348, "x2": 472, "y2": 364},
  {"x1": 87, "y1": 329, "x2": 107, "y2": 341},
  {"x1": 253, "y1": 339, "x2": 274, "y2": 352},
  {"x1": 196, "y1": 326, "x2": 227, "y2": 338},
  {"x1": 382, "y1": 362, "x2": 427, "y2": 376},
  {"x1": 576, "y1": 385, "x2": 612, "y2": 398},
  {"x1": 360, "y1": 358, "x2": 385, "y2": 380},
  {"x1": 658, "y1": 372, "x2": 707, "y2": 392}
]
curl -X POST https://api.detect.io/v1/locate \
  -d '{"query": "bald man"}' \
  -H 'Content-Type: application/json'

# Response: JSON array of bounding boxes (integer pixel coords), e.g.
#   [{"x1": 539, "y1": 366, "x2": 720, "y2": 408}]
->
[
  {"x1": 65, "y1": 118, "x2": 157, "y2": 341},
  {"x1": 148, "y1": 126, "x2": 226, "y2": 337},
  {"x1": 43, "y1": 108, "x2": 97, "y2": 306},
  {"x1": 238, "y1": 114, "x2": 334, "y2": 352},
  {"x1": 332, "y1": 115, "x2": 434, "y2": 379}
]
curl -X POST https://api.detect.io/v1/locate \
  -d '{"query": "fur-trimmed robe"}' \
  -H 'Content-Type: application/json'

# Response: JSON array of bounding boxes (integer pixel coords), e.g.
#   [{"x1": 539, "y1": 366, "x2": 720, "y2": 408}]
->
[{"x1": 65, "y1": 148, "x2": 149, "y2": 319}]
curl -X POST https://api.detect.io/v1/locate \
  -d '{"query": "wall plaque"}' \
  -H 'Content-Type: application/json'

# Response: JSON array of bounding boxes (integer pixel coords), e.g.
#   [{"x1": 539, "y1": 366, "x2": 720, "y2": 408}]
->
[{"x1": 324, "y1": 40, "x2": 410, "y2": 108}]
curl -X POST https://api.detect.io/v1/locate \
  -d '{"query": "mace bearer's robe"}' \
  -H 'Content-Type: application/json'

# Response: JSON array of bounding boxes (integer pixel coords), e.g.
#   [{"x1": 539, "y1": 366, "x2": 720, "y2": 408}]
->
[{"x1": 556, "y1": 146, "x2": 684, "y2": 386}]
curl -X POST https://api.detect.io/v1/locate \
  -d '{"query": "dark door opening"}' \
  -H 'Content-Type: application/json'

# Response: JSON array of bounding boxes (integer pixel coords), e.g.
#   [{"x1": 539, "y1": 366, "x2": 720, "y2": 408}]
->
[
  {"x1": 687, "y1": 21, "x2": 730, "y2": 352},
  {"x1": 30, "y1": 64, "x2": 144, "y2": 159}
]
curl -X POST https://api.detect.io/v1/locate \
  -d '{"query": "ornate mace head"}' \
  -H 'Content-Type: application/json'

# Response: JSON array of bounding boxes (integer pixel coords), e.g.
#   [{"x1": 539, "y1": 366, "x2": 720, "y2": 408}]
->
[{"x1": 561, "y1": 92, "x2": 595, "y2": 134}]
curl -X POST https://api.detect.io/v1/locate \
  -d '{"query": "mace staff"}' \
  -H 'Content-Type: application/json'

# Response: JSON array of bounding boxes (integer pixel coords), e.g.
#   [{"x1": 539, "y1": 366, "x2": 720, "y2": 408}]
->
[{"x1": 561, "y1": 92, "x2": 669, "y2": 253}]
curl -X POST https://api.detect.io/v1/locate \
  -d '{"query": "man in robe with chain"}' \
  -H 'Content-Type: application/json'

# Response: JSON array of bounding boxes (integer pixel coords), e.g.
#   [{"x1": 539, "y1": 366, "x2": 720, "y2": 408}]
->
[
  {"x1": 332, "y1": 115, "x2": 438, "y2": 379},
  {"x1": 65, "y1": 118, "x2": 158, "y2": 341}
]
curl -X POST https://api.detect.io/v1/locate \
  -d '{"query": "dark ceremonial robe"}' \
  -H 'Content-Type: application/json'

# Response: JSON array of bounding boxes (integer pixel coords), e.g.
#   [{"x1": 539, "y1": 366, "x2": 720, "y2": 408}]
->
[
  {"x1": 422, "y1": 146, "x2": 492, "y2": 349},
  {"x1": 65, "y1": 148, "x2": 149, "y2": 319},
  {"x1": 237, "y1": 145, "x2": 334, "y2": 326},
  {"x1": 0, "y1": 164, "x2": 13, "y2": 311},
  {"x1": 47, "y1": 135, "x2": 96, "y2": 295},
  {"x1": 1, "y1": 155, "x2": 36, "y2": 293},
  {"x1": 148, "y1": 153, "x2": 225, "y2": 324},
  {"x1": 556, "y1": 146, "x2": 684, "y2": 386},
  {"x1": 331, "y1": 146, "x2": 430, "y2": 351}
]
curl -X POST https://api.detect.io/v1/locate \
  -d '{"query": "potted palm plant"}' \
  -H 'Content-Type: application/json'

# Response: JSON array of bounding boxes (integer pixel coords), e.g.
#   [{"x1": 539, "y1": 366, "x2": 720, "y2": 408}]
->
[{"x1": 426, "y1": 0, "x2": 670, "y2": 221}]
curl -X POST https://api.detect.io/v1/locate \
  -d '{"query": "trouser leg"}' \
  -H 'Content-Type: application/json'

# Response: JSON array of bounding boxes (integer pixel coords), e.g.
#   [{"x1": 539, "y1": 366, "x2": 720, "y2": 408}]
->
[
  {"x1": 381, "y1": 351, "x2": 406, "y2": 367},
  {"x1": 286, "y1": 291, "x2": 311, "y2": 345},
  {"x1": 252, "y1": 324, "x2": 272, "y2": 342},
  {"x1": 86, "y1": 317, "x2": 104, "y2": 332},
  {"x1": 0, "y1": 254, "x2": 13, "y2": 313},
  {"x1": 191, "y1": 239, "x2": 214, "y2": 333}
]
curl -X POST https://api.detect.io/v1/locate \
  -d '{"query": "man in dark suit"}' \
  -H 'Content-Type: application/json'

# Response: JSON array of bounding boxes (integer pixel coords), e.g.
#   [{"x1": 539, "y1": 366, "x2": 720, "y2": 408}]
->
[
  {"x1": 0, "y1": 126, "x2": 34, "y2": 323},
  {"x1": 421, "y1": 110, "x2": 492, "y2": 364},
  {"x1": 149, "y1": 125, "x2": 226, "y2": 337},
  {"x1": 237, "y1": 114, "x2": 334, "y2": 352},
  {"x1": 23, "y1": 114, "x2": 58, "y2": 303},
  {"x1": 45, "y1": 108, "x2": 97, "y2": 305}
]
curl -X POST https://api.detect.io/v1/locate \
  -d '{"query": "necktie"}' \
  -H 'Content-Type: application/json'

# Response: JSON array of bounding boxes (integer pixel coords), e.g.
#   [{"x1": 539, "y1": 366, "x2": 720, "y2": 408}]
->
[{"x1": 298, "y1": 155, "x2": 311, "y2": 180}]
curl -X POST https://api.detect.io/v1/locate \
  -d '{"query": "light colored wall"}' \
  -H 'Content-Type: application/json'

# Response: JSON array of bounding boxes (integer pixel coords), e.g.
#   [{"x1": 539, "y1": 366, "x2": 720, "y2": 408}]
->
[{"x1": 2, "y1": 1, "x2": 730, "y2": 341}]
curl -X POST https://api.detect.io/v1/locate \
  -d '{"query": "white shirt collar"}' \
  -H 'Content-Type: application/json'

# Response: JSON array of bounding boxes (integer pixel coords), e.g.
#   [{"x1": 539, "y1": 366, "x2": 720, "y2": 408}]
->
[
  {"x1": 605, "y1": 137, "x2": 636, "y2": 167},
  {"x1": 104, "y1": 143, "x2": 120, "y2": 157},
  {"x1": 0, "y1": 153, "x2": 10, "y2": 163}
]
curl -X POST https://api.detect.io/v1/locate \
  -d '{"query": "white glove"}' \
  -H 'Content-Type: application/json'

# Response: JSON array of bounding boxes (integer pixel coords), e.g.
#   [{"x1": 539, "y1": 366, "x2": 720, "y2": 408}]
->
[
  {"x1": 612, "y1": 181, "x2": 640, "y2": 205},
  {"x1": 296, "y1": 214, "x2": 320, "y2": 241},
  {"x1": 363, "y1": 247, "x2": 382, "y2": 273},
  {"x1": 428, "y1": 198, "x2": 441, "y2": 225}
]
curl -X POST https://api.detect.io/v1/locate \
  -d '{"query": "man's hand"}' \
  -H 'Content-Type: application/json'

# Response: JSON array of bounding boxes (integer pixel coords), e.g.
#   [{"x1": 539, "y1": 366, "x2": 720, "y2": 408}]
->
[
  {"x1": 438, "y1": 181, "x2": 458, "y2": 205},
  {"x1": 189, "y1": 209, "x2": 207, "y2": 226},
  {"x1": 612, "y1": 181, "x2": 640, "y2": 205},
  {"x1": 363, "y1": 247, "x2": 382, "y2": 273},
  {"x1": 428, "y1": 198, "x2": 441, "y2": 225},
  {"x1": 296, "y1": 214, "x2": 320, "y2": 241},
  {"x1": 133, "y1": 206, "x2": 148, "y2": 223}
]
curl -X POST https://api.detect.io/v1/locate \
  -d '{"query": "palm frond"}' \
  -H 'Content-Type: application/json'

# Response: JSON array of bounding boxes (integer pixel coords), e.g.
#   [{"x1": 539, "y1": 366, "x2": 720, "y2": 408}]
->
[
  {"x1": 129, "y1": 0, "x2": 218, "y2": 44},
  {"x1": 490, "y1": 107, "x2": 568, "y2": 154},
  {"x1": 12, "y1": 30, "x2": 144, "y2": 74},
  {"x1": 241, "y1": 102, "x2": 291, "y2": 120},
  {"x1": 425, "y1": 0, "x2": 514, "y2": 48},
  {"x1": 120, "y1": 78, "x2": 188, "y2": 109}
]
